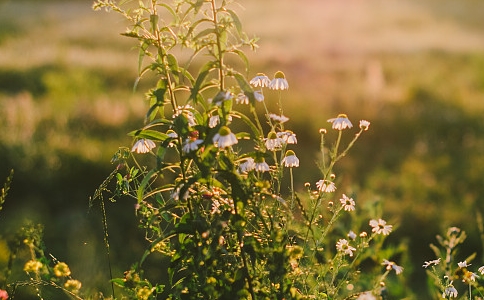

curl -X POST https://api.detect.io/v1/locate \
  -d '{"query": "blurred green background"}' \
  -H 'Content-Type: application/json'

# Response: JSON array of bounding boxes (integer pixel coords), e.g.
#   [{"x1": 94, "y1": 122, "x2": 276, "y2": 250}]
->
[{"x1": 2, "y1": 0, "x2": 484, "y2": 297}]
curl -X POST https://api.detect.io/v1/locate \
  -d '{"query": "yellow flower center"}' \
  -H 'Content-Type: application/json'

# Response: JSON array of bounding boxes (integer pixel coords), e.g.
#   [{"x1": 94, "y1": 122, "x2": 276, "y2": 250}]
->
[
  {"x1": 267, "y1": 131, "x2": 277, "y2": 139},
  {"x1": 218, "y1": 126, "x2": 231, "y2": 136},
  {"x1": 274, "y1": 71, "x2": 286, "y2": 79}
]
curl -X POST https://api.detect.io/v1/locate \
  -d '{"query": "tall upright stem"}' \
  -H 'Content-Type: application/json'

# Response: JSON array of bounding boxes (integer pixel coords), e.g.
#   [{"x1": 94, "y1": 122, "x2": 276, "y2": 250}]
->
[{"x1": 211, "y1": 0, "x2": 225, "y2": 90}]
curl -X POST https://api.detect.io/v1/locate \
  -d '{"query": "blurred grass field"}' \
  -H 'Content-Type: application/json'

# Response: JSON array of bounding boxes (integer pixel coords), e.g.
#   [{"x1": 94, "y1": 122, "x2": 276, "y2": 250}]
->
[{"x1": 2, "y1": 0, "x2": 484, "y2": 297}]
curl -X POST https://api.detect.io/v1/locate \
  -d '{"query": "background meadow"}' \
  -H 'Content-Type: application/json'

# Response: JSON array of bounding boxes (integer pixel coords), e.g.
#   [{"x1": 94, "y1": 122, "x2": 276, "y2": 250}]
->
[{"x1": 2, "y1": 0, "x2": 484, "y2": 297}]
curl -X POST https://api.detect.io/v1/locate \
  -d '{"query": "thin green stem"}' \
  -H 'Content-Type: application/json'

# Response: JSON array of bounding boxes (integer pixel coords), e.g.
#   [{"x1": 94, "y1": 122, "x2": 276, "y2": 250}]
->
[
  {"x1": 289, "y1": 167, "x2": 295, "y2": 209},
  {"x1": 210, "y1": 0, "x2": 225, "y2": 90}
]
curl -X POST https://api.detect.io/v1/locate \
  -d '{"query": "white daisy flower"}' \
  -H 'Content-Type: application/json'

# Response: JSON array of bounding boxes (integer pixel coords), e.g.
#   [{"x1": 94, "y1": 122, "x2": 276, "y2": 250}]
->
[
  {"x1": 269, "y1": 71, "x2": 289, "y2": 90},
  {"x1": 209, "y1": 115, "x2": 220, "y2": 128},
  {"x1": 277, "y1": 130, "x2": 297, "y2": 144},
  {"x1": 213, "y1": 126, "x2": 238, "y2": 148},
  {"x1": 250, "y1": 73, "x2": 271, "y2": 87},
  {"x1": 422, "y1": 258, "x2": 441, "y2": 268},
  {"x1": 254, "y1": 90, "x2": 264, "y2": 102},
  {"x1": 336, "y1": 239, "x2": 356, "y2": 257},
  {"x1": 239, "y1": 158, "x2": 255, "y2": 173},
  {"x1": 356, "y1": 292, "x2": 376, "y2": 300},
  {"x1": 316, "y1": 180, "x2": 336, "y2": 192},
  {"x1": 347, "y1": 230, "x2": 357, "y2": 240},
  {"x1": 236, "y1": 93, "x2": 249, "y2": 105},
  {"x1": 167, "y1": 130, "x2": 178, "y2": 138},
  {"x1": 265, "y1": 131, "x2": 283, "y2": 151},
  {"x1": 281, "y1": 150, "x2": 299, "y2": 167},
  {"x1": 382, "y1": 259, "x2": 404, "y2": 275},
  {"x1": 254, "y1": 157, "x2": 270, "y2": 172},
  {"x1": 339, "y1": 194, "x2": 355, "y2": 211},
  {"x1": 182, "y1": 138, "x2": 203, "y2": 153},
  {"x1": 174, "y1": 105, "x2": 197, "y2": 127},
  {"x1": 359, "y1": 120, "x2": 371, "y2": 131},
  {"x1": 458, "y1": 261, "x2": 470, "y2": 268},
  {"x1": 268, "y1": 113, "x2": 289, "y2": 123},
  {"x1": 443, "y1": 284, "x2": 458, "y2": 298},
  {"x1": 369, "y1": 219, "x2": 392, "y2": 235},
  {"x1": 166, "y1": 130, "x2": 178, "y2": 147},
  {"x1": 327, "y1": 114, "x2": 353, "y2": 130},
  {"x1": 478, "y1": 265, "x2": 484, "y2": 274},
  {"x1": 131, "y1": 139, "x2": 156, "y2": 153}
]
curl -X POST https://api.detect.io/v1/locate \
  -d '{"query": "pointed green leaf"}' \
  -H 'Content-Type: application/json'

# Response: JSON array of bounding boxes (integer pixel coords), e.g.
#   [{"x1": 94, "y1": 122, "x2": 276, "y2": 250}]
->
[
  {"x1": 137, "y1": 169, "x2": 158, "y2": 202},
  {"x1": 128, "y1": 129, "x2": 168, "y2": 142},
  {"x1": 226, "y1": 9, "x2": 243, "y2": 36}
]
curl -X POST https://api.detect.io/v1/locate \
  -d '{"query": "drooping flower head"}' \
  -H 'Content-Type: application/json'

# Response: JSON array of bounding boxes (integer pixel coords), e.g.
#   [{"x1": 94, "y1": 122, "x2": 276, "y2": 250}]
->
[
  {"x1": 277, "y1": 130, "x2": 297, "y2": 144},
  {"x1": 382, "y1": 259, "x2": 404, "y2": 275},
  {"x1": 239, "y1": 157, "x2": 255, "y2": 173},
  {"x1": 254, "y1": 156, "x2": 270, "y2": 172},
  {"x1": 250, "y1": 73, "x2": 271, "y2": 88},
  {"x1": 213, "y1": 126, "x2": 238, "y2": 148},
  {"x1": 316, "y1": 180, "x2": 336, "y2": 192},
  {"x1": 282, "y1": 150, "x2": 299, "y2": 167},
  {"x1": 268, "y1": 113, "x2": 289, "y2": 123},
  {"x1": 132, "y1": 138, "x2": 156, "y2": 154},
  {"x1": 327, "y1": 114, "x2": 353, "y2": 130},
  {"x1": 265, "y1": 131, "x2": 282, "y2": 151},
  {"x1": 269, "y1": 71, "x2": 289, "y2": 90},
  {"x1": 443, "y1": 283, "x2": 458, "y2": 298}
]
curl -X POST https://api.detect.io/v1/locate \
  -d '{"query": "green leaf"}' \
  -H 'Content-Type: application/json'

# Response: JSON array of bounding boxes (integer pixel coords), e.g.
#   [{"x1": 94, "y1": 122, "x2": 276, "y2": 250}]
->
[
  {"x1": 138, "y1": 40, "x2": 150, "y2": 76},
  {"x1": 136, "y1": 169, "x2": 158, "y2": 203},
  {"x1": 193, "y1": 28, "x2": 215, "y2": 42},
  {"x1": 128, "y1": 129, "x2": 169, "y2": 141},
  {"x1": 166, "y1": 54, "x2": 180, "y2": 81},
  {"x1": 111, "y1": 278, "x2": 126, "y2": 287},
  {"x1": 190, "y1": 61, "x2": 216, "y2": 104},
  {"x1": 150, "y1": 14, "x2": 158, "y2": 33},
  {"x1": 226, "y1": 9, "x2": 243, "y2": 36},
  {"x1": 231, "y1": 111, "x2": 261, "y2": 140},
  {"x1": 231, "y1": 49, "x2": 249, "y2": 73}
]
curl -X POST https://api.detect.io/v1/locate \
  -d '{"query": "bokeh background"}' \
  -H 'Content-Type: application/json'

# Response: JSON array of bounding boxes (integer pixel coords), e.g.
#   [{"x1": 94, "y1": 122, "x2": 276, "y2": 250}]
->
[{"x1": 2, "y1": 0, "x2": 484, "y2": 298}]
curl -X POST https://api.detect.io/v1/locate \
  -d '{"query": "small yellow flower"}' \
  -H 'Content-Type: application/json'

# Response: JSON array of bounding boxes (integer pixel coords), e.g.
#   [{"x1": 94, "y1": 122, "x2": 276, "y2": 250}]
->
[
  {"x1": 24, "y1": 260, "x2": 43, "y2": 273},
  {"x1": 54, "y1": 262, "x2": 71, "y2": 277},
  {"x1": 136, "y1": 286, "x2": 155, "y2": 300},
  {"x1": 64, "y1": 279, "x2": 82, "y2": 294}
]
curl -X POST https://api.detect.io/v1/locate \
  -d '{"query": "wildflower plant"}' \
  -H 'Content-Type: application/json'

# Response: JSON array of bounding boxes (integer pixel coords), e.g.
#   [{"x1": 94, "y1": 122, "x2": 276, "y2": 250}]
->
[
  {"x1": 86, "y1": 0, "x2": 409, "y2": 299},
  {"x1": 423, "y1": 227, "x2": 484, "y2": 299},
  {"x1": 0, "y1": 0, "x2": 405, "y2": 299}
]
